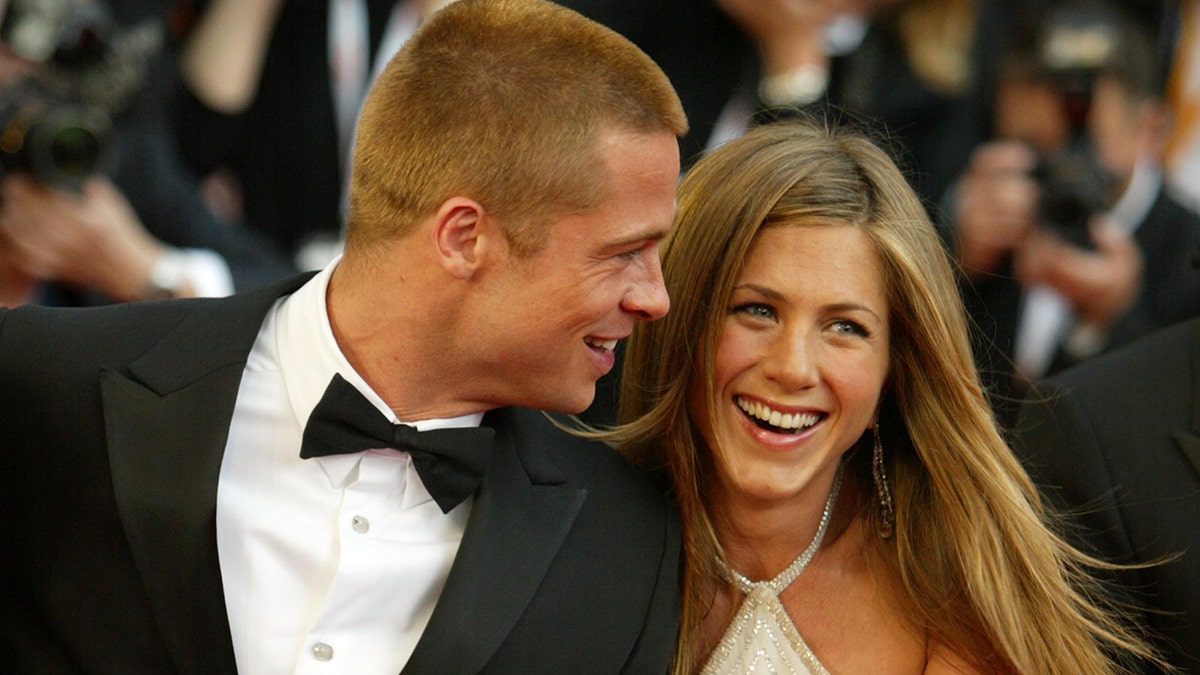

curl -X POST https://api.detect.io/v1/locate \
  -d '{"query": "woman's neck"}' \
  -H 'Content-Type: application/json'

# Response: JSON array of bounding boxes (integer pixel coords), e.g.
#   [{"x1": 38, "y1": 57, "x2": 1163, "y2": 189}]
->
[{"x1": 711, "y1": 469, "x2": 859, "y2": 581}]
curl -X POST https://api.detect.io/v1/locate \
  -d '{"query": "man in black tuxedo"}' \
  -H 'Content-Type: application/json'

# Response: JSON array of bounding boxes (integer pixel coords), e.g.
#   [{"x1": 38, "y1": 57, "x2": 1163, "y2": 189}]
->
[
  {"x1": 1013, "y1": 317, "x2": 1200, "y2": 671},
  {"x1": 0, "y1": 1, "x2": 688, "y2": 672}
]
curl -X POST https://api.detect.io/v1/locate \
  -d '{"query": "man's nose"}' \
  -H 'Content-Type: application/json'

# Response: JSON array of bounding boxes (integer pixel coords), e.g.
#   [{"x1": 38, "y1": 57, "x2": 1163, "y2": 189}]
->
[{"x1": 622, "y1": 255, "x2": 670, "y2": 320}]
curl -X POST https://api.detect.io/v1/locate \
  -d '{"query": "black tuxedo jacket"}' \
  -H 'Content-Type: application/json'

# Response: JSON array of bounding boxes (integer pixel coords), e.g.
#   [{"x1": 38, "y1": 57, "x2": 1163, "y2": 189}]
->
[
  {"x1": 1014, "y1": 318, "x2": 1200, "y2": 671},
  {"x1": 0, "y1": 275, "x2": 681, "y2": 674}
]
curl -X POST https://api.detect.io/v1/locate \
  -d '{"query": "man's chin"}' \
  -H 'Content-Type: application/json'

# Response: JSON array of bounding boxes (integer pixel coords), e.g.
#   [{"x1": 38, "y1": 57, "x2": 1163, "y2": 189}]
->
[{"x1": 536, "y1": 387, "x2": 596, "y2": 416}]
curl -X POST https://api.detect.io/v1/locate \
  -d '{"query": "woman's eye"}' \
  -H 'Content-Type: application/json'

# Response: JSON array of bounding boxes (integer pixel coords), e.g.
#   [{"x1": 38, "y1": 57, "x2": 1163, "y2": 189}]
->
[
  {"x1": 732, "y1": 303, "x2": 775, "y2": 320},
  {"x1": 831, "y1": 319, "x2": 869, "y2": 337}
]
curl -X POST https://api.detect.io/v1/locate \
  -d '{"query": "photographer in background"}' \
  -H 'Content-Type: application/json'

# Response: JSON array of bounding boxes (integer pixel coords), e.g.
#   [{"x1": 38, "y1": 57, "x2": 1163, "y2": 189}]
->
[
  {"x1": 949, "y1": 0, "x2": 1200, "y2": 425},
  {"x1": 0, "y1": 0, "x2": 294, "y2": 307}
]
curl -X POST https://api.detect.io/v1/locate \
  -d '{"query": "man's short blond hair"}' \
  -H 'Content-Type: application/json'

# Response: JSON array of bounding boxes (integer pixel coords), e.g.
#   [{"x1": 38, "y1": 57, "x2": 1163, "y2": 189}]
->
[{"x1": 346, "y1": 0, "x2": 687, "y2": 256}]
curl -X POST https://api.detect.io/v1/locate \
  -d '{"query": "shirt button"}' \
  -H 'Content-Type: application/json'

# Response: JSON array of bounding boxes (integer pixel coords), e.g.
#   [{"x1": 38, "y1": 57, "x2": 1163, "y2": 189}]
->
[
  {"x1": 351, "y1": 515, "x2": 370, "y2": 533},
  {"x1": 312, "y1": 642, "x2": 334, "y2": 662}
]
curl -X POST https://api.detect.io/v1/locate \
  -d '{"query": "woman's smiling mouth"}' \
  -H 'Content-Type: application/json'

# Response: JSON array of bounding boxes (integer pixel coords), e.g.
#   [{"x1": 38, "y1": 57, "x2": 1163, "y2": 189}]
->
[{"x1": 735, "y1": 396, "x2": 823, "y2": 434}]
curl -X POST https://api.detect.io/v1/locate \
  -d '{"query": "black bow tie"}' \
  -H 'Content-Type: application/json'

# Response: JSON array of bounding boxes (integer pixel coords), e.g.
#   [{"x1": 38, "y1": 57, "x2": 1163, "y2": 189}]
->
[{"x1": 300, "y1": 374, "x2": 495, "y2": 513}]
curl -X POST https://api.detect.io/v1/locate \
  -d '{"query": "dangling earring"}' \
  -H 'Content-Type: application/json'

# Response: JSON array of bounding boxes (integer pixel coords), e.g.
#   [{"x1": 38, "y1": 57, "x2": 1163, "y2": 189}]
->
[{"x1": 872, "y1": 422, "x2": 895, "y2": 539}]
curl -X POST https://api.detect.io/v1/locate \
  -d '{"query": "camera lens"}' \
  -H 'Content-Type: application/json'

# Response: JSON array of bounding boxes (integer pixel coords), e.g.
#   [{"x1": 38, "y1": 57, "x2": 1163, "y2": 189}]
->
[
  {"x1": 47, "y1": 121, "x2": 102, "y2": 179},
  {"x1": 0, "y1": 89, "x2": 112, "y2": 189}
]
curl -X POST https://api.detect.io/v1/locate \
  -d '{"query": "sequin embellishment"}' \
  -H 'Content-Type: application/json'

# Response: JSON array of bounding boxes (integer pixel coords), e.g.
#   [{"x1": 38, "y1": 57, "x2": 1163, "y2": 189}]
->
[{"x1": 700, "y1": 469, "x2": 843, "y2": 675}]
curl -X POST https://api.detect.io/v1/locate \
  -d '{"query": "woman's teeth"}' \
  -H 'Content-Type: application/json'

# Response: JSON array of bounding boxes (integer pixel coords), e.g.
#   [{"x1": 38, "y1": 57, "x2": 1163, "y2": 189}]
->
[
  {"x1": 585, "y1": 337, "x2": 618, "y2": 351},
  {"x1": 736, "y1": 397, "x2": 820, "y2": 432}
]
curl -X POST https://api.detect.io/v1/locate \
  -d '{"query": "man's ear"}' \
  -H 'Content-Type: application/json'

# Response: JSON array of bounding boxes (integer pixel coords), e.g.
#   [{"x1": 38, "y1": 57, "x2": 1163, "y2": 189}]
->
[{"x1": 432, "y1": 197, "x2": 495, "y2": 278}]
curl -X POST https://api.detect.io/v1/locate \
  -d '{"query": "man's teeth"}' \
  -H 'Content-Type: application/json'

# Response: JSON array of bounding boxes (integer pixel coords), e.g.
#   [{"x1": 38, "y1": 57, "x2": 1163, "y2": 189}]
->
[
  {"x1": 736, "y1": 397, "x2": 819, "y2": 432},
  {"x1": 585, "y1": 337, "x2": 618, "y2": 351}
]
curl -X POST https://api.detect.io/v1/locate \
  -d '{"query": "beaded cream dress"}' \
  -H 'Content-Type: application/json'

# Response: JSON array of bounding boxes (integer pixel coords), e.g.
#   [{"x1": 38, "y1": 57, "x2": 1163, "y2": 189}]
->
[{"x1": 699, "y1": 470, "x2": 842, "y2": 675}]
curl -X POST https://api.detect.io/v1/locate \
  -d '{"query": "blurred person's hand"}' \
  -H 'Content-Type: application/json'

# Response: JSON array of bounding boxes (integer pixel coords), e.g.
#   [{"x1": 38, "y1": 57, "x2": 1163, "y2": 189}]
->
[
  {"x1": 1014, "y1": 215, "x2": 1143, "y2": 328},
  {"x1": 0, "y1": 247, "x2": 38, "y2": 307},
  {"x1": 953, "y1": 140, "x2": 1040, "y2": 276},
  {"x1": 0, "y1": 174, "x2": 190, "y2": 301},
  {"x1": 715, "y1": 0, "x2": 834, "y2": 78},
  {"x1": 418, "y1": 0, "x2": 463, "y2": 16}
]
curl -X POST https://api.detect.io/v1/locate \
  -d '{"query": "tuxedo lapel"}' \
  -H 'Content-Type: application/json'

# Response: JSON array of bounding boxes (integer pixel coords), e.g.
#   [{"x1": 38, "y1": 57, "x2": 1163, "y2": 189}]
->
[
  {"x1": 404, "y1": 408, "x2": 587, "y2": 673},
  {"x1": 102, "y1": 365, "x2": 244, "y2": 674},
  {"x1": 102, "y1": 275, "x2": 312, "y2": 674}
]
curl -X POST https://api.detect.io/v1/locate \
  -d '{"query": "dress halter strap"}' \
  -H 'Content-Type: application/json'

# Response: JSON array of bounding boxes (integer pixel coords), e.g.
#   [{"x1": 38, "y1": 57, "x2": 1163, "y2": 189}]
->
[{"x1": 717, "y1": 466, "x2": 844, "y2": 595}]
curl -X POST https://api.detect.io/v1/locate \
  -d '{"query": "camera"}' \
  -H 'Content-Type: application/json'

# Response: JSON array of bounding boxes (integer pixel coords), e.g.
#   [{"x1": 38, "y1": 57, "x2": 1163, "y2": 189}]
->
[
  {"x1": 0, "y1": 76, "x2": 113, "y2": 190},
  {"x1": 0, "y1": 0, "x2": 160, "y2": 190},
  {"x1": 1026, "y1": 2, "x2": 1124, "y2": 248},
  {"x1": 1032, "y1": 143, "x2": 1119, "y2": 249}
]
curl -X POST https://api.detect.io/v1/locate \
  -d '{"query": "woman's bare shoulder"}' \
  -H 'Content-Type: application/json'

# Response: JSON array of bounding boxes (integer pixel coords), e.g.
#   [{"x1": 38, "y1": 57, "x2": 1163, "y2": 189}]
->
[{"x1": 923, "y1": 644, "x2": 1008, "y2": 675}]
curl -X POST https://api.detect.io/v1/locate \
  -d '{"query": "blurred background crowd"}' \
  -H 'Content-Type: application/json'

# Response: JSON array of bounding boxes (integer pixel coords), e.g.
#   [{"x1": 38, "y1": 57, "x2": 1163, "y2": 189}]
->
[
  {"x1": 0, "y1": 0, "x2": 1192, "y2": 571},
  {"x1": 5, "y1": 0, "x2": 1194, "y2": 419}
]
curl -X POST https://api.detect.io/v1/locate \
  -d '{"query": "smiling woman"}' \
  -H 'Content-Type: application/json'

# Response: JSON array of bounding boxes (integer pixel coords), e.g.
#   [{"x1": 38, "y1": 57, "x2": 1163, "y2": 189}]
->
[
  {"x1": 600, "y1": 119, "x2": 1164, "y2": 674},
  {"x1": 698, "y1": 224, "x2": 889, "y2": 517}
]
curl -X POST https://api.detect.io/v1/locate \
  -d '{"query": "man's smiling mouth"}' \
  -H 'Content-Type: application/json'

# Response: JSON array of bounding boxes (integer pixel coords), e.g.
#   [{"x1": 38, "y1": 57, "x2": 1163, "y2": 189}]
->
[{"x1": 585, "y1": 337, "x2": 619, "y2": 351}]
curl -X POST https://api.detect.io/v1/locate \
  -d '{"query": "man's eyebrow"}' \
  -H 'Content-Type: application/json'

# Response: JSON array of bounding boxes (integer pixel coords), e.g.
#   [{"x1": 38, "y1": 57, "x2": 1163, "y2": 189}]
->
[{"x1": 600, "y1": 227, "x2": 670, "y2": 252}]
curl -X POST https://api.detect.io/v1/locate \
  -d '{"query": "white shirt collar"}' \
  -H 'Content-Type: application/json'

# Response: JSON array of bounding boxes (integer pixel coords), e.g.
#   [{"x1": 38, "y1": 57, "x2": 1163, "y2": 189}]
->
[
  {"x1": 275, "y1": 256, "x2": 485, "y2": 491},
  {"x1": 1108, "y1": 157, "x2": 1162, "y2": 234}
]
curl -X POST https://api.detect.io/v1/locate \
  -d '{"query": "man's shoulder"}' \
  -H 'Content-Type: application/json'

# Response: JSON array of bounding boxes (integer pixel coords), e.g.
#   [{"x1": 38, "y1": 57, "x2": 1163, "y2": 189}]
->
[
  {"x1": 1049, "y1": 317, "x2": 1200, "y2": 395},
  {"x1": 491, "y1": 406, "x2": 671, "y2": 498},
  {"x1": 0, "y1": 274, "x2": 311, "y2": 378},
  {"x1": 1020, "y1": 318, "x2": 1200, "y2": 454},
  {"x1": 3, "y1": 274, "x2": 307, "y2": 330},
  {"x1": 0, "y1": 301, "x2": 192, "y2": 370}
]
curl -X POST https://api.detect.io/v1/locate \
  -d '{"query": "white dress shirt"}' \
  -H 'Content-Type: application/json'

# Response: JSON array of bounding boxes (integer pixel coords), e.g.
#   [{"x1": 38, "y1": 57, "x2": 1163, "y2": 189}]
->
[{"x1": 217, "y1": 257, "x2": 482, "y2": 674}]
